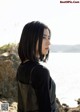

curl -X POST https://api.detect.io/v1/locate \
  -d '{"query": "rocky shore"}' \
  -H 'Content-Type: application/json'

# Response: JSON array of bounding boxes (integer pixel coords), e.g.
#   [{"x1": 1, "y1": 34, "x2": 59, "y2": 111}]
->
[{"x1": 0, "y1": 44, "x2": 80, "y2": 112}]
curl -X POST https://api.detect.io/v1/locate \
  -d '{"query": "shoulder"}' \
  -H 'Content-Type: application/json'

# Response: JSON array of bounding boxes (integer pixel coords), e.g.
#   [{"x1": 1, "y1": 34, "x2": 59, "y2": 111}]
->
[
  {"x1": 34, "y1": 64, "x2": 50, "y2": 77},
  {"x1": 31, "y1": 64, "x2": 50, "y2": 85}
]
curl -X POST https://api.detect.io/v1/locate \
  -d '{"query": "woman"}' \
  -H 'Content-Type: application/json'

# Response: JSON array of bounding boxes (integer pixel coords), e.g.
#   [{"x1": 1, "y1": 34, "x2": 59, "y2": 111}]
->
[{"x1": 16, "y1": 21, "x2": 57, "y2": 112}]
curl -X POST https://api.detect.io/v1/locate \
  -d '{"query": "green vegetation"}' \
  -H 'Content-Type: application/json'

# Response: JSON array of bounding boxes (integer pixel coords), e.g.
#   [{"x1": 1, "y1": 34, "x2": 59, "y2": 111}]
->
[{"x1": 0, "y1": 43, "x2": 18, "y2": 54}]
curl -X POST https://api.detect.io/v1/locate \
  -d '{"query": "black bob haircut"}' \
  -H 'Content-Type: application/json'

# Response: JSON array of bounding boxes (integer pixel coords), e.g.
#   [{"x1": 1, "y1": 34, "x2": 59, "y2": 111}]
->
[{"x1": 18, "y1": 21, "x2": 51, "y2": 63}]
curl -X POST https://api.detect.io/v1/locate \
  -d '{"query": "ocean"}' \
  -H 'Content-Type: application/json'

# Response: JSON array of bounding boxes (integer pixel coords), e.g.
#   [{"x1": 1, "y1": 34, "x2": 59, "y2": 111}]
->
[{"x1": 41, "y1": 52, "x2": 80, "y2": 107}]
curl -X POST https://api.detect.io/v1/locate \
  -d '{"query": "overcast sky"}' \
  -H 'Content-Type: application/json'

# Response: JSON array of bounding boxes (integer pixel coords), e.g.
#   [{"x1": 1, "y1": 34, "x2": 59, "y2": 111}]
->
[{"x1": 0, "y1": 0, "x2": 80, "y2": 46}]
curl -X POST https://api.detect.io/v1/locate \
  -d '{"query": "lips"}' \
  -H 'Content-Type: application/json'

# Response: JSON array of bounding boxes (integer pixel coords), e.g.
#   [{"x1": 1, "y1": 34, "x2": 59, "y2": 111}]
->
[
  {"x1": 45, "y1": 48, "x2": 49, "y2": 50},
  {"x1": 45, "y1": 48, "x2": 49, "y2": 52}
]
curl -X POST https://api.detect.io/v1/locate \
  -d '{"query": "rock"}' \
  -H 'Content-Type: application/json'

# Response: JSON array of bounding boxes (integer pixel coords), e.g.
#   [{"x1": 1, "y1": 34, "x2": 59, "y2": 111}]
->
[
  {"x1": 56, "y1": 98, "x2": 65, "y2": 112},
  {"x1": 0, "y1": 59, "x2": 18, "y2": 99},
  {"x1": 75, "y1": 98, "x2": 80, "y2": 105},
  {"x1": 67, "y1": 106, "x2": 80, "y2": 112},
  {"x1": 0, "y1": 44, "x2": 19, "y2": 112},
  {"x1": 62, "y1": 103, "x2": 69, "y2": 112},
  {"x1": 0, "y1": 98, "x2": 17, "y2": 112}
]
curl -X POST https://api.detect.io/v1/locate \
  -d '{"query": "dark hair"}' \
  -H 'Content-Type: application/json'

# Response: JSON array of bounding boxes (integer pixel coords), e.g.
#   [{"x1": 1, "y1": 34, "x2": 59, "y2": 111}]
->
[{"x1": 18, "y1": 21, "x2": 51, "y2": 63}]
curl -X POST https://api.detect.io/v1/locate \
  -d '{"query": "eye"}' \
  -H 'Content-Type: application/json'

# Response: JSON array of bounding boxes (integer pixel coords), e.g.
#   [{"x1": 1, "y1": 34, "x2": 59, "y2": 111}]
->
[
  {"x1": 43, "y1": 36, "x2": 50, "y2": 40},
  {"x1": 43, "y1": 36, "x2": 46, "y2": 39}
]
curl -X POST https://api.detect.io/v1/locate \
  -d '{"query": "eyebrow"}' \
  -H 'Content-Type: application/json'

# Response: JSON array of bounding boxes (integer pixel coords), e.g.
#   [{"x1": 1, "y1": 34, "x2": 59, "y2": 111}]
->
[{"x1": 43, "y1": 34, "x2": 50, "y2": 37}]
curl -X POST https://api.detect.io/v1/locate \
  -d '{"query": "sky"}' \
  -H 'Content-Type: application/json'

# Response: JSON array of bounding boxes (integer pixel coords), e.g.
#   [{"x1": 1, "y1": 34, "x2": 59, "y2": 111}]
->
[{"x1": 0, "y1": 0, "x2": 80, "y2": 46}]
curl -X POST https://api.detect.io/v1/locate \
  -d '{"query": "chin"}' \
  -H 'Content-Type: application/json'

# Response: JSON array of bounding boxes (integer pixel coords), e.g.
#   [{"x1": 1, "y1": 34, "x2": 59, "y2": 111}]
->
[
  {"x1": 42, "y1": 50, "x2": 48, "y2": 56},
  {"x1": 44, "y1": 53, "x2": 48, "y2": 56}
]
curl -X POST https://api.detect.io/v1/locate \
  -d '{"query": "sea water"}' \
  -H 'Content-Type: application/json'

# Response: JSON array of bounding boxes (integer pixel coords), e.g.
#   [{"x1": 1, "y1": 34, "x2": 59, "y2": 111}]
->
[{"x1": 41, "y1": 53, "x2": 80, "y2": 107}]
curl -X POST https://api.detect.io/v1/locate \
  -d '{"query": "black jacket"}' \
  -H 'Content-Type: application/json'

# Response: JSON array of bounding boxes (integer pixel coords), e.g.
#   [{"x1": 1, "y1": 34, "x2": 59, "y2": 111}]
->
[{"x1": 16, "y1": 60, "x2": 57, "y2": 112}]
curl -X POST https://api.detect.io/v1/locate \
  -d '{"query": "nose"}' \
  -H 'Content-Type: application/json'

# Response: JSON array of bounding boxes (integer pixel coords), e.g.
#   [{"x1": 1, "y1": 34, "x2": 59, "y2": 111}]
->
[{"x1": 48, "y1": 39, "x2": 51, "y2": 45}]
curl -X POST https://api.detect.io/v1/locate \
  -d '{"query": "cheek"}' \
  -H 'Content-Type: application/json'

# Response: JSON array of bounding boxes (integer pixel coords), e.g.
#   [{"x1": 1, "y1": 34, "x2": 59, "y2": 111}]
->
[
  {"x1": 42, "y1": 40, "x2": 49, "y2": 55},
  {"x1": 42, "y1": 42, "x2": 46, "y2": 53},
  {"x1": 42, "y1": 40, "x2": 46, "y2": 49}
]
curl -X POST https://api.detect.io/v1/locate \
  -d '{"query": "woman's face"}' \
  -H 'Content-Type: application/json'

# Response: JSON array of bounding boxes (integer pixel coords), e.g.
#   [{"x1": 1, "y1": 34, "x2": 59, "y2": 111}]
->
[
  {"x1": 42, "y1": 28, "x2": 50, "y2": 55},
  {"x1": 36, "y1": 28, "x2": 50, "y2": 58}
]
